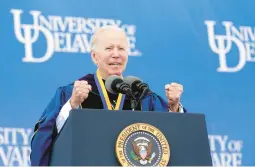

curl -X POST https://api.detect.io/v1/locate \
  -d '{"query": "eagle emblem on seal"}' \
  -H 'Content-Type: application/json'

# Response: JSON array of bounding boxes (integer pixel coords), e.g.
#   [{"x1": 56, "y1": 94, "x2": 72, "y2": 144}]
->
[{"x1": 131, "y1": 137, "x2": 156, "y2": 165}]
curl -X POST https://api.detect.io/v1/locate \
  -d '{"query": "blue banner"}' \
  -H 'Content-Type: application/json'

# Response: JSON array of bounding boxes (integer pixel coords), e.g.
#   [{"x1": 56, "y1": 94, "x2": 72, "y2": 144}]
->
[{"x1": 1, "y1": 0, "x2": 254, "y2": 166}]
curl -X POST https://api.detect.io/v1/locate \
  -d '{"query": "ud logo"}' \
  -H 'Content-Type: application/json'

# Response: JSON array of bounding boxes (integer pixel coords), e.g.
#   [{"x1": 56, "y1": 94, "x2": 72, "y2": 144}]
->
[
  {"x1": 10, "y1": 9, "x2": 142, "y2": 63},
  {"x1": 204, "y1": 20, "x2": 255, "y2": 72},
  {"x1": 115, "y1": 123, "x2": 170, "y2": 166}
]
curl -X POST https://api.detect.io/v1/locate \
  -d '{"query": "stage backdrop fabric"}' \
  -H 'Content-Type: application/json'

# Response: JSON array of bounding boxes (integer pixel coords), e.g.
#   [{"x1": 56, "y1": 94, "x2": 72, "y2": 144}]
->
[{"x1": 0, "y1": 0, "x2": 254, "y2": 166}]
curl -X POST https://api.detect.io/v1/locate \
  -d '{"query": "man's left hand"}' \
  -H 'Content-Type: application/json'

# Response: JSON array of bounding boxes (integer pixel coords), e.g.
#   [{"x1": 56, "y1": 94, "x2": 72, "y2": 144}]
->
[{"x1": 165, "y1": 82, "x2": 184, "y2": 112}]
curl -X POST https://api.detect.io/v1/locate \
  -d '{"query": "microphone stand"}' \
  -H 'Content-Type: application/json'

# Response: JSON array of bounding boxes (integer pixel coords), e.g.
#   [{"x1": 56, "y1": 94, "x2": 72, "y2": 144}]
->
[
  {"x1": 115, "y1": 82, "x2": 138, "y2": 111},
  {"x1": 134, "y1": 87, "x2": 149, "y2": 109},
  {"x1": 131, "y1": 99, "x2": 137, "y2": 111},
  {"x1": 126, "y1": 91, "x2": 137, "y2": 111}
]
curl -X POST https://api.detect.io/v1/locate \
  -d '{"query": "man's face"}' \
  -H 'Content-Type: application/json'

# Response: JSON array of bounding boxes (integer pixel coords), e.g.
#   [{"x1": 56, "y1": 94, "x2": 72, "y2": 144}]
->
[{"x1": 92, "y1": 30, "x2": 129, "y2": 79}]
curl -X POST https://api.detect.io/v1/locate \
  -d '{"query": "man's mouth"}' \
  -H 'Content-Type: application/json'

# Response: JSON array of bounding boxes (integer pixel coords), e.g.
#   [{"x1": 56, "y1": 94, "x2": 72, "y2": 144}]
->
[{"x1": 109, "y1": 63, "x2": 121, "y2": 67}]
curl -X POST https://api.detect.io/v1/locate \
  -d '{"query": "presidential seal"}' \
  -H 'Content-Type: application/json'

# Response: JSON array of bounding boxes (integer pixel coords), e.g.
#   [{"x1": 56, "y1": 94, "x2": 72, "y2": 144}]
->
[{"x1": 115, "y1": 123, "x2": 170, "y2": 166}]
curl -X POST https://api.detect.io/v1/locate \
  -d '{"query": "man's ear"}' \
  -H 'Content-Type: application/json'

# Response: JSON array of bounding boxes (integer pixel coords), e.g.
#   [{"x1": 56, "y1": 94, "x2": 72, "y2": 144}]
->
[{"x1": 91, "y1": 51, "x2": 98, "y2": 65}]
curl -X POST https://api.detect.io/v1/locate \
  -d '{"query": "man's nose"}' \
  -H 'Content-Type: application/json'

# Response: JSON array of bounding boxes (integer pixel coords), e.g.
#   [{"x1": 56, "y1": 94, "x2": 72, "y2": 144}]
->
[{"x1": 112, "y1": 48, "x2": 120, "y2": 58}]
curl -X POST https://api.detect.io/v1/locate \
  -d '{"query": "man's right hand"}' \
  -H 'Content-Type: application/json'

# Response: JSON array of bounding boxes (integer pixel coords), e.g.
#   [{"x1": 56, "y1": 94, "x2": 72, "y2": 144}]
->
[{"x1": 70, "y1": 81, "x2": 92, "y2": 109}]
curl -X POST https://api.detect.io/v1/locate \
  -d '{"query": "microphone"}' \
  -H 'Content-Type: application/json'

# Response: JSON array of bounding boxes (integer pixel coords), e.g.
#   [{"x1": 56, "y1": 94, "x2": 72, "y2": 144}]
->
[
  {"x1": 105, "y1": 75, "x2": 132, "y2": 94},
  {"x1": 105, "y1": 75, "x2": 137, "y2": 110},
  {"x1": 124, "y1": 76, "x2": 150, "y2": 109},
  {"x1": 123, "y1": 76, "x2": 149, "y2": 94}
]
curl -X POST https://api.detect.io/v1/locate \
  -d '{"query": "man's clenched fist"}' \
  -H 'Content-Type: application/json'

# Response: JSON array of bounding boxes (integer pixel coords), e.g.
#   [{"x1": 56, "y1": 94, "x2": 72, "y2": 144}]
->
[
  {"x1": 70, "y1": 81, "x2": 92, "y2": 109},
  {"x1": 165, "y1": 82, "x2": 183, "y2": 112}
]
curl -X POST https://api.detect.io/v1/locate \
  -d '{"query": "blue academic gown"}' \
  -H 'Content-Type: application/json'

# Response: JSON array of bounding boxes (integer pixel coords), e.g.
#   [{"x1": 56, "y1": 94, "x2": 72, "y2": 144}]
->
[{"x1": 30, "y1": 74, "x2": 186, "y2": 166}]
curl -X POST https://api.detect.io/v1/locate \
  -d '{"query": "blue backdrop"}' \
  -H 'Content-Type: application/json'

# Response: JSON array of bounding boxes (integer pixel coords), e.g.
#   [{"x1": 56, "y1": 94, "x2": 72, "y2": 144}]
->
[{"x1": 1, "y1": 0, "x2": 254, "y2": 166}]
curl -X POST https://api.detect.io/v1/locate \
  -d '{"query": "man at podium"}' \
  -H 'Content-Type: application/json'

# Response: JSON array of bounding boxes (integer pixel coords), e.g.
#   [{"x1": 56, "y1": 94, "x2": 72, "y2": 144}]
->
[{"x1": 30, "y1": 25, "x2": 186, "y2": 166}]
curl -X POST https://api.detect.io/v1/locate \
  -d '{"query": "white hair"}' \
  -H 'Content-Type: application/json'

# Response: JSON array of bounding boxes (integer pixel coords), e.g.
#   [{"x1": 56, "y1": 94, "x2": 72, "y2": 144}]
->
[{"x1": 90, "y1": 25, "x2": 129, "y2": 51}]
